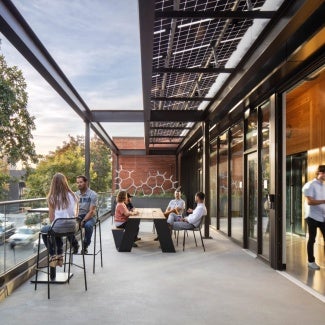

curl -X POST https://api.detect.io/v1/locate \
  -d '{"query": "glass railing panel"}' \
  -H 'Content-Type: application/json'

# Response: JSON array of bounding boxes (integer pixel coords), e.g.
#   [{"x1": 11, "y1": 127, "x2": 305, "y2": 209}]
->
[{"x1": 0, "y1": 194, "x2": 112, "y2": 276}]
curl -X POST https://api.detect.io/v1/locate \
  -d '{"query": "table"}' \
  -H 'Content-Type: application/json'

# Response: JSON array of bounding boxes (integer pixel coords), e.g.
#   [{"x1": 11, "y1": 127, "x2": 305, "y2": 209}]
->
[
  {"x1": 115, "y1": 208, "x2": 175, "y2": 253},
  {"x1": 29, "y1": 207, "x2": 72, "y2": 284}
]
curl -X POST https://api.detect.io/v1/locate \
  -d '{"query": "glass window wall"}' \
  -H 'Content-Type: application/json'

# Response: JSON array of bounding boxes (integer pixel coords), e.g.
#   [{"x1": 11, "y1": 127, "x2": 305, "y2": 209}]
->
[{"x1": 230, "y1": 123, "x2": 244, "y2": 243}]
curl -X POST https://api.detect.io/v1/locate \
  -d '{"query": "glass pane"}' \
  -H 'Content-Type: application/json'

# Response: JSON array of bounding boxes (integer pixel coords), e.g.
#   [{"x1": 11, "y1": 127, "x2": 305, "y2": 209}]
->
[
  {"x1": 219, "y1": 133, "x2": 228, "y2": 234},
  {"x1": 231, "y1": 123, "x2": 244, "y2": 243},
  {"x1": 261, "y1": 102, "x2": 270, "y2": 259},
  {"x1": 247, "y1": 152, "x2": 258, "y2": 244},
  {"x1": 209, "y1": 144, "x2": 217, "y2": 228},
  {"x1": 245, "y1": 110, "x2": 258, "y2": 149}
]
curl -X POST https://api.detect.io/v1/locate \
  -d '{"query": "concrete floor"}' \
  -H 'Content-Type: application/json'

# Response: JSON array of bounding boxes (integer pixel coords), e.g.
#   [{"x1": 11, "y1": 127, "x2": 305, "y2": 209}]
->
[{"x1": 0, "y1": 218, "x2": 324, "y2": 325}]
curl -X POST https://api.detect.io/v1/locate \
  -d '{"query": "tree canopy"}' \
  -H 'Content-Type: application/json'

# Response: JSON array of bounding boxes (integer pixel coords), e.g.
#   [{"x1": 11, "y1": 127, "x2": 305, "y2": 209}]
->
[
  {"x1": 25, "y1": 135, "x2": 112, "y2": 198},
  {"x1": 0, "y1": 55, "x2": 38, "y2": 165}
]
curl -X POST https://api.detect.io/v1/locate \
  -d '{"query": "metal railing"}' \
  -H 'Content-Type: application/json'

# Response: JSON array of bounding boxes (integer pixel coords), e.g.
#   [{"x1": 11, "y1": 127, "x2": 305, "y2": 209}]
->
[{"x1": 0, "y1": 193, "x2": 112, "y2": 277}]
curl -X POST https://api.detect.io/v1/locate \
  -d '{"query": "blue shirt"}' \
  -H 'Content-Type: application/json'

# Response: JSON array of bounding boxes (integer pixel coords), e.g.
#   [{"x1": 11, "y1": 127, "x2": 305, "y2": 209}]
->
[
  {"x1": 75, "y1": 188, "x2": 98, "y2": 216},
  {"x1": 302, "y1": 178, "x2": 325, "y2": 222}
]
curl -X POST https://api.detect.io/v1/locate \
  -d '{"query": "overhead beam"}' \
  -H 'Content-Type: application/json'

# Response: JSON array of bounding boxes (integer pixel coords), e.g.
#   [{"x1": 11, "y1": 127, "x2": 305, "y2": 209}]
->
[
  {"x1": 119, "y1": 149, "x2": 147, "y2": 156},
  {"x1": 90, "y1": 110, "x2": 144, "y2": 122},
  {"x1": 149, "y1": 135, "x2": 185, "y2": 138},
  {"x1": 151, "y1": 97, "x2": 213, "y2": 101},
  {"x1": 148, "y1": 149, "x2": 177, "y2": 155},
  {"x1": 150, "y1": 126, "x2": 192, "y2": 130},
  {"x1": 138, "y1": 0, "x2": 156, "y2": 154},
  {"x1": 0, "y1": 0, "x2": 119, "y2": 154},
  {"x1": 153, "y1": 67, "x2": 234, "y2": 73},
  {"x1": 149, "y1": 141, "x2": 181, "y2": 144},
  {"x1": 151, "y1": 110, "x2": 203, "y2": 122},
  {"x1": 155, "y1": 10, "x2": 275, "y2": 19}
]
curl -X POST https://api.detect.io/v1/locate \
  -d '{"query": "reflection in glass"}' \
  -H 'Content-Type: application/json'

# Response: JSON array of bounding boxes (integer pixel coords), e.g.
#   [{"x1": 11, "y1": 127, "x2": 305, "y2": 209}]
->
[
  {"x1": 261, "y1": 101, "x2": 270, "y2": 259},
  {"x1": 245, "y1": 109, "x2": 258, "y2": 149},
  {"x1": 209, "y1": 144, "x2": 217, "y2": 228},
  {"x1": 231, "y1": 123, "x2": 244, "y2": 243},
  {"x1": 219, "y1": 132, "x2": 228, "y2": 234},
  {"x1": 247, "y1": 152, "x2": 258, "y2": 242}
]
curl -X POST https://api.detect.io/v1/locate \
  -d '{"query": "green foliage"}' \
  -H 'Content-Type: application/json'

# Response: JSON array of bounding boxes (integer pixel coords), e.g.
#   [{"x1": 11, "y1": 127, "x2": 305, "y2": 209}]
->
[
  {"x1": 0, "y1": 55, "x2": 38, "y2": 166},
  {"x1": 25, "y1": 135, "x2": 112, "y2": 198}
]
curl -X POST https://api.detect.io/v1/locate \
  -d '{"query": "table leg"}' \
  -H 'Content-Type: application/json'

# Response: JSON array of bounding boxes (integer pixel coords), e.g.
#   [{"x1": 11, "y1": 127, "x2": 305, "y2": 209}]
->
[
  {"x1": 118, "y1": 219, "x2": 140, "y2": 252},
  {"x1": 154, "y1": 219, "x2": 175, "y2": 253}
]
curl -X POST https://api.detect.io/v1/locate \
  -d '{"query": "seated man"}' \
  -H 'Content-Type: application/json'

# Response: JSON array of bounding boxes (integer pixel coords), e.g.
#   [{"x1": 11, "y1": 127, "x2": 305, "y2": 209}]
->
[
  {"x1": 154, "y1": 188, "x2": 185, "y2": 240},
  {"x1": 73, "y1": 175, "x2": 98, "y2": 254},
  {"x1": 163, "y1": 187, "x2": 186, "y2": 218},
  {"x1": 168, "y1": 192, "x2": 206, "y2": 230}
]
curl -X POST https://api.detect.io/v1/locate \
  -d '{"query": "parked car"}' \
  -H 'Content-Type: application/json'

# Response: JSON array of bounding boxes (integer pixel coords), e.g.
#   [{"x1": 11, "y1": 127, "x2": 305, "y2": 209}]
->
[
  {"x1": 8, "y1": 226, "x2": 39, "y2": 246},
  {"x1": 33, "y1": 238, "x2": 45, "y2": 252},
  {"x1": 0, "y1": 221, "x2": 16, "y2": 244}
]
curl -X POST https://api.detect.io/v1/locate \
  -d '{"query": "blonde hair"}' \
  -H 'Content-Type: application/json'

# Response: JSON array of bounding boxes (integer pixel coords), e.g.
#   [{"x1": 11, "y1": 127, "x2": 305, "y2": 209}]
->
[{"x1": 47, "y1": 173, "x2": 76, "y2": 210}]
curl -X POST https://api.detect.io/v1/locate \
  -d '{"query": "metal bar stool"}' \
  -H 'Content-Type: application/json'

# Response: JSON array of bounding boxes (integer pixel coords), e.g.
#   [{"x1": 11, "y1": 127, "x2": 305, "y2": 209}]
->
[
  {"x1": 34, "y1": 218, "x2": 87, "y2": 299},
  {"x1": 77, "y1": 213, "x2": 103, "y2": 273}
]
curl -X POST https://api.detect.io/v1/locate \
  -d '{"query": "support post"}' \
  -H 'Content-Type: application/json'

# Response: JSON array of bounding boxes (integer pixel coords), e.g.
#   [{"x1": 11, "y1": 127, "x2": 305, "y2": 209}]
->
[
  {"x1": 202, "y1": 121, "x2": 212, "y2": 239},
  {"x1": 85, "y1": 121, "x2": 90, "y2": 181}
]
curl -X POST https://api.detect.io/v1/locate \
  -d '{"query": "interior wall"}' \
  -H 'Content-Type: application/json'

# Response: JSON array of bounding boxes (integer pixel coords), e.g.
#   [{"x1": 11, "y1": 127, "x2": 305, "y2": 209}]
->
[{"x1": 286, "y1": 69, "x2": 325, "y2": 180}]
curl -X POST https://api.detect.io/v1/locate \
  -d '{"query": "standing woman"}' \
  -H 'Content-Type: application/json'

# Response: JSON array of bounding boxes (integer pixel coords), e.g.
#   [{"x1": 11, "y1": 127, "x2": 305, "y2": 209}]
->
[{"x1": 41, "y1": 173, "x2": 79, "y2": 267}]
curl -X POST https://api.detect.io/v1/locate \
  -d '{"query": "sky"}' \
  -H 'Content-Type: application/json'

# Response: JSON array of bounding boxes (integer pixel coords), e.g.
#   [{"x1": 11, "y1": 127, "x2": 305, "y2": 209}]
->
[{"x1": 0, "y1": 0, "x2": 144, "y2": 156}]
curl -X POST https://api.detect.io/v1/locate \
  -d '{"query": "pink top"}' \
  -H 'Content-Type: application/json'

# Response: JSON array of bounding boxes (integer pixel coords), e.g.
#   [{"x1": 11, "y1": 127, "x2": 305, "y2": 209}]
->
[{"x1": 114, "y1": 202, "x2": 130, "y2": 224}]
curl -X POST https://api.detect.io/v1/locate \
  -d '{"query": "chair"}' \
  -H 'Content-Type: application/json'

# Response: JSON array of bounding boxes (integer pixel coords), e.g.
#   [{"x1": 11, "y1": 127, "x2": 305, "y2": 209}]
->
[
  {"x1": 34, "y1": 218, "x2": 87, "y2": 299},
  {"x1": 80, "y1": 213, "x2": 103, "y2": 273},
  {"x1": 175, "y1": 215, "x2": 206, "y2": 252}
]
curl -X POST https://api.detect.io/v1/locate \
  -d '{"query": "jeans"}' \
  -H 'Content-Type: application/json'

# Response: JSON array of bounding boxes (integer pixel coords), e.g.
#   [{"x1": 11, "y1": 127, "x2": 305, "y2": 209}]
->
[
  {"x1": 78, "y1": 214, "x2": 96, "y2": 247},
  {"x1": 167, "y1": 213, "x2": 183, "y2": 226},
  {"x1": 41, "y1": 225, "x2": 63, "y2": 256},
  {"x1": 306, "y1": 217, "x2": 325, "y2": 263}
]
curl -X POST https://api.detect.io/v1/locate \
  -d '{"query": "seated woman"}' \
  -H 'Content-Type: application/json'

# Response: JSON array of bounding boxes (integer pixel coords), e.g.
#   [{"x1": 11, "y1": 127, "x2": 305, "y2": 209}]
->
[
  {"x1": 114, "y1": 190, "x2": 139, "y2": 247},
  {"x1": 41, "y1": 173, "x2": 79, "y2": 267}
]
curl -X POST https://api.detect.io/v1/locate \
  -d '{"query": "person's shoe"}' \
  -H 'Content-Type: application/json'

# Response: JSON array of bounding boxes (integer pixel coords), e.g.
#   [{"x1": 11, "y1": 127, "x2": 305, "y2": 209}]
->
[
  {"x1": 81, "y1": 243, "x2": 88, "y2": 254},
  {"x1": 132, "y1": 242, "x2": 138, "y2": 247},
  {"x1": 49, "y1": 255, "x2": 57, "y2": 268},
  {"x1": 72, "y1": 244, "x2": 79, "y2": 254},
  {"x1": 154, "y1": 236, "x2": 159, "y2": 241},
  {"x1": 308, "y1": 262, "x2": 320, "y2": 270},
  {"x1": 135, "y1": 237, "x2": 141, "y2": 242}
]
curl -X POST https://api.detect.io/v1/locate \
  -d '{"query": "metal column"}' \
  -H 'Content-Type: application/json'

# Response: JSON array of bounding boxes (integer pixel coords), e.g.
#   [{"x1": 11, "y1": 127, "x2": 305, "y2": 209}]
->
[
  {"x1": 202, "y1": 121, "x2": 211, "y2": 238},
  {"x1": 85, "y1": 122, "x2": 90, "y2": 181}
]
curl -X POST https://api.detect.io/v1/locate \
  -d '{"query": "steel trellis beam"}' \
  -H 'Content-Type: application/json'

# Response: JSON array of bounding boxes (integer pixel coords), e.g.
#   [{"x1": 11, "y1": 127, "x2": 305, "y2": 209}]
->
[
  {"x1": 0, "y1": 0, "x2": 119, "y2": 154},
  {"x1": 155, "y1": 10, "x2": 275, "y2": 19}
]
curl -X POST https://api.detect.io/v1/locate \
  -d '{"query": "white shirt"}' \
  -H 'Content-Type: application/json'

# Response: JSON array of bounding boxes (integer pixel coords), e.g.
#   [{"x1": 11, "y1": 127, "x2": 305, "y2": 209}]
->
[
  {"x1": 185, "y1": 203, "x2": 207, "y2": 227},
  {"x1": 53, "y1": 192, "x2": 78, "y2": 220}
]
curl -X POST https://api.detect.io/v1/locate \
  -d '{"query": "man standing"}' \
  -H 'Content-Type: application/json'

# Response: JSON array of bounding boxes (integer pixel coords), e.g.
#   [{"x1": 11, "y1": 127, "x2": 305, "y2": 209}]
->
[
  {"x1": 302, "y1": 165, "x2": 325, "y2": 270},
  {"x1": 75, "y1": 175, "x2": 98, "y2": 254}
]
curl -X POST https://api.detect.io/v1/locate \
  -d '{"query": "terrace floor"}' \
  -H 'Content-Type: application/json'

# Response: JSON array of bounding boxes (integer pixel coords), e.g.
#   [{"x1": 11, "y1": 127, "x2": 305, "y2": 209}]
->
[{"x1": 0, "y1": 217, "x2": 324, "y2": 325}]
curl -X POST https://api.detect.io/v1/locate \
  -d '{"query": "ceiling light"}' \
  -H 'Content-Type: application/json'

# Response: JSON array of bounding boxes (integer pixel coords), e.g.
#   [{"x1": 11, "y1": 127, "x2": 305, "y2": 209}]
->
[{"x1": 153, "y1": 55, "x2": 163, "y2": 60}]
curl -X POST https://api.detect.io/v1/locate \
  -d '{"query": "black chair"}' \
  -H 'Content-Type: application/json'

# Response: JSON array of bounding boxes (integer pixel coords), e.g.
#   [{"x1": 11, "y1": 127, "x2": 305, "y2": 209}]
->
[
  {"x1": 80, "y1": 213, "x2": 103, "y2": 273},
  {"x1": 175, "y1": 215, "x2": 206, "y2": 252},
  {"x1": 34, "y1": 218, "x2": 87, "y2": 299}
]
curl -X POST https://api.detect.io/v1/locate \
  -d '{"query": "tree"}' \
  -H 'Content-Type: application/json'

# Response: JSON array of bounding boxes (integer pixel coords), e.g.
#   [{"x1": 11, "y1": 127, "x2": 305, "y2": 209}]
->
[
  {"x1": 0, "y1": 55, "x2": 38, "y2": 165},
  {"x1": 0, "y1": 54, "x2": 38, "y2": 200},
  {"x1": 25, "y1": 135, "x2": 112, "y2": 198},
  {"x1": 90, "y1": 135, "x2": 112, "y2": 192}
]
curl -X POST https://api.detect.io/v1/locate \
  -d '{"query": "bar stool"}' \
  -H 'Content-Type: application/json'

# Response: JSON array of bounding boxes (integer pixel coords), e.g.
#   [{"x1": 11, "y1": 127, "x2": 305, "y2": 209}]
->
[
  {"x1": 34, "y1": 218, "x2": 87, "y2": 299},
  {"x1": 77, "y1": 213, "x2": 103, "y2": 273}
]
